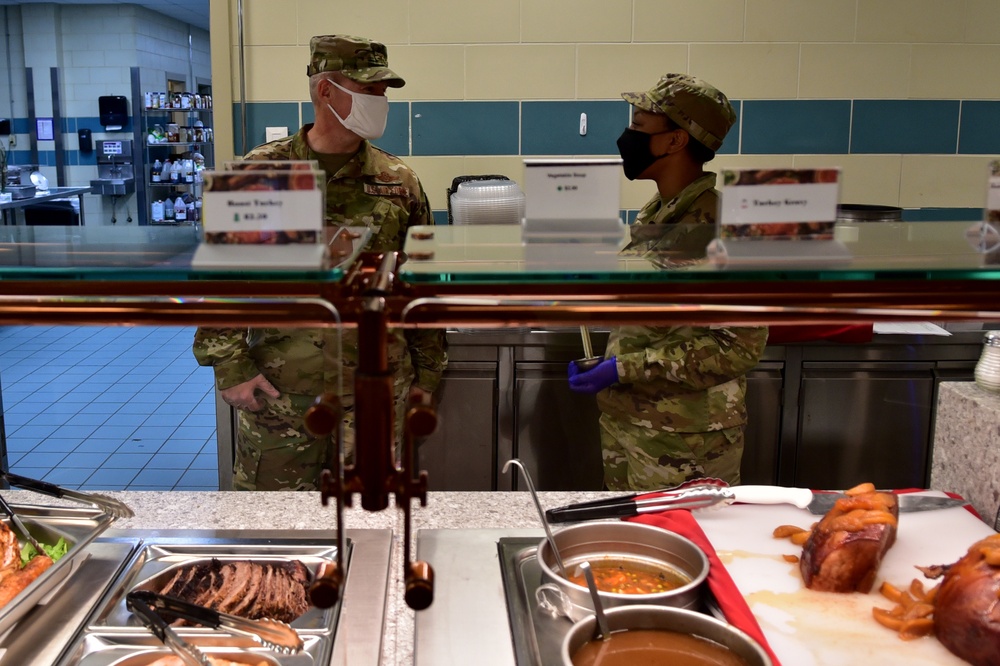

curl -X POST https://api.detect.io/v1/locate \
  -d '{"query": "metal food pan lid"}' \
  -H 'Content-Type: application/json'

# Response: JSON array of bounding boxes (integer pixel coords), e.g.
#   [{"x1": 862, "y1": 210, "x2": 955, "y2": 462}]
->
[
  {"x1": 86, "y1": 537, "x2": 347, "y2": 633},
  {"x1": 0, "y1": 504, "x2": 117, "y2": 636}
]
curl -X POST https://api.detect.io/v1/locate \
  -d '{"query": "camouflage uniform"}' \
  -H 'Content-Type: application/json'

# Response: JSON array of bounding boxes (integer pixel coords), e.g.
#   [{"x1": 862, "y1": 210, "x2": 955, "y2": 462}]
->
[
  {"x1": 596, "y1": 74, "x2": 767, "y2": 491},
  {"x1": 193, "y1": 36, "x2": 447, "y2": 491}
]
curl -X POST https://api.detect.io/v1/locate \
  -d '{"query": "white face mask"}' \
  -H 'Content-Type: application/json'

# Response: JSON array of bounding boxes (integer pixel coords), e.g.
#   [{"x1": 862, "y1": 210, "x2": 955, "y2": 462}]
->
[{"x1": 326, "y1": 78, "x2": 389, "y2": 140}]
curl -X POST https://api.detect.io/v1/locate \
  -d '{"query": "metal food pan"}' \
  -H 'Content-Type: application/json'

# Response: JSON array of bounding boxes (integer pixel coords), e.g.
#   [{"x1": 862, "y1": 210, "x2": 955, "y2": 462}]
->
[
  {"x1": 0, "y1": 504, "x2": 117, "y2": 636},
  {"x1": 88, "y1": 537, "x2": 349, "y2": 633},
  {"x1": 61, "y1": 631, "x2": 324, "y2": 665}
]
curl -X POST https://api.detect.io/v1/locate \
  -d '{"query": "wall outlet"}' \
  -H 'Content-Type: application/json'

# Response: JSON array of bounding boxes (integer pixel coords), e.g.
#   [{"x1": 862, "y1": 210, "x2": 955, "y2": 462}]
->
[{"x1": 265, "y1": 126, "x2": 288, "y2": 142}]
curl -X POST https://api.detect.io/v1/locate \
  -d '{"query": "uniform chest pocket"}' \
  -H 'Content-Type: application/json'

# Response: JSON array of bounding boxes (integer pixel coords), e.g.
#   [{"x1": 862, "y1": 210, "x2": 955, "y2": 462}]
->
[{"x1": 361, "y1": 198, "x2": 406, "y2": 251}]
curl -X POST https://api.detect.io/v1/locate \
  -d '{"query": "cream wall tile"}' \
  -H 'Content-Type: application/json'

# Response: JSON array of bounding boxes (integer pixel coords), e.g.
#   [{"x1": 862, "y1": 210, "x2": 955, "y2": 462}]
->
[
  {"x1": 634, "y1": 0, "x2": 744, "y2": 42},
  {"x1": 857, "y1": 0, "x2": 965, "y2": 43},
  {"x1": 799, "y1": 44, "x2": 911, "y2": 99},
  {"x1": 522, "y1": 0, "x2": 632, "y2": 43},
  {"x1": 746, "y1": 0, "x2": 856, "y2": 42},
  {"x1": 410, "y1": 0, "x2": 520, "y2": 44},
  {"x1": 405, "y1": 157, "x2": 466, "y2": 210},
  {"x1": 911, "y1": 45, "x2": 1000, "y2": 99},
  {"x1": 713, "y1": 154, "x2": 794, "y2": 173},
  {"x1": 241, "y1": 46, "x2": 311, "y2": 101},
  {"x1": 899, "y1": 156, "x2": 995, "y2": 208},
  {"x1": 466, "y1": 45, "x2": 576, "y2": 100},
  {"x1": 294, "y1": 0, "x2": 409, "y2": 47},
  {"x1": 578, "y1": 44, "x2": 688, "y2": 99},
  {"x1": 240, "y1": 0, "x2": 297, "y2": 46},
  {"x1": 390, "y1": 46, "x2": 465, "y2": 101},
  {"x1": 620, "y1": 177, "x2": 656, "y2": 210},
  {"x1": 690, "y1": 44, "x2": 800, "y2": 99},
  {"x1": 964, "y1": 0, "x2": 1000, "y2": 44},
  {"x1": 793, "y1": 155, "x2": 902, "y2": 207}
]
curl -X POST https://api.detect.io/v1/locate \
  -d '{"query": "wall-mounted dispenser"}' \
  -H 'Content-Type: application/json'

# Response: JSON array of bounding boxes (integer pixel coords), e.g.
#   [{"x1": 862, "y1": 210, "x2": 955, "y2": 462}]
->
[
  {"x1": 78, "y1": 128, "x2": 93, "y2": 153},
  {"x1": 98, "y1": 95, "x2": 128, "y2": 131}
]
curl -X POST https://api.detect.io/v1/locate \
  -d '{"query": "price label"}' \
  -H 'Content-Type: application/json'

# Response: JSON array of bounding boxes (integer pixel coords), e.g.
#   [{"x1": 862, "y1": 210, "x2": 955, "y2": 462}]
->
[{"x1": 719, "y1": 168, "x2": 841, "y2": 241}]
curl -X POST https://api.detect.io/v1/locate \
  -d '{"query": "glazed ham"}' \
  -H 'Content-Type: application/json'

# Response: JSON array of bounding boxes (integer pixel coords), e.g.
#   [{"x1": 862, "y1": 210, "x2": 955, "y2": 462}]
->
[
  {"x1": 154, "y1": 558, "x2": 310, "y2": 624},
  {"x1": 923, "y1": 534, "x2": 1000, "y2": 666},
  {"x1": 799, "y1": 483, "x2": 899, "y2": 593}
]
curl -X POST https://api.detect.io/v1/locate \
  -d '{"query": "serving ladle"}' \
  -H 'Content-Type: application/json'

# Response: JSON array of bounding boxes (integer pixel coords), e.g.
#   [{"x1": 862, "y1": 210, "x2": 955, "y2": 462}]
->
[
  {"x1": 579, "y1": 561, "x2": 611, "y2": 642},
  {"x1": 502, "y1": 458, "x2": 567, "y2": 577},
  {"x1": 574, "y1": 325, "x2": 603, "y2": 372}
]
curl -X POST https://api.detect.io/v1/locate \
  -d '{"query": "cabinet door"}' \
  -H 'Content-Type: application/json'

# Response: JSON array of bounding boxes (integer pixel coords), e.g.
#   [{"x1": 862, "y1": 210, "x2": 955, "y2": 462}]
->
[
  {"x1": 742, "y1": 362, "x2": 784, "y2": 484},
  {"x1": 511, "y1": 362, "x2": 604, "y2": 491},
  {"x1": 419, "y1": 361, "x2": 498, "y2": 491},
  {"x1": 795, "y1": 362, "x2": 935, "y2": 489}
]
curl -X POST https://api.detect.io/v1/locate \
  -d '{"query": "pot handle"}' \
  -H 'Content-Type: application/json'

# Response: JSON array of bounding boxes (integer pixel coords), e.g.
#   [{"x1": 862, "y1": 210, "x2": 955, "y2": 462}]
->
[{"x1": 535, "y1": 583, "x2": 574, "y2": 619}]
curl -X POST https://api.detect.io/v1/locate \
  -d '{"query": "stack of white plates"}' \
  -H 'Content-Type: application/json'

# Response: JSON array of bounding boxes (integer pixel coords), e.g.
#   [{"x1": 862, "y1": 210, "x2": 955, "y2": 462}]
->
[{"x1": 450, "y1": 179, "x2": 525, "y2": 225}]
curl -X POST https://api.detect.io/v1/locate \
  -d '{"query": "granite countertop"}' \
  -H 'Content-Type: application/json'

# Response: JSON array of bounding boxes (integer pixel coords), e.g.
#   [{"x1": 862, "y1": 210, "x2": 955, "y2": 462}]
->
[{"x1": 3, "y1": 489, "x2": 609, "y2": 666}]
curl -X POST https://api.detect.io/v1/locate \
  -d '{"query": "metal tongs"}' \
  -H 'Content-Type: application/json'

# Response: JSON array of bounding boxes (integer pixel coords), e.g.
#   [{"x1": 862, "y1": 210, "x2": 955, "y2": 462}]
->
[
  {"x1": 126, "y1": 590, "x2": 304, "y2": 661},
  {"x1": 2, "y1": 471, "x2": 134, "y2": 519},
  {"x1": 545, "y1": 478, "x2": 735, "y2": 523},
  {"x1": 0, "y1": 491, "x2": 46, "y2": 555}
]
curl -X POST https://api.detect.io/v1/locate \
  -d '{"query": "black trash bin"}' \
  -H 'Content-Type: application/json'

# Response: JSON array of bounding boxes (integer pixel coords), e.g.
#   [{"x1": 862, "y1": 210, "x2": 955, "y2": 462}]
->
[{"x1": 23, "y1": 201, "x2": 79, "y2": 226}]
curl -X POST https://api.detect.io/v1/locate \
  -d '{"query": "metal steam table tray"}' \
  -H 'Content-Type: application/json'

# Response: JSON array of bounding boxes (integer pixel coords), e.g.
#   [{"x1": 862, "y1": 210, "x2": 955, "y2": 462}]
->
[
  {"x1": 497, "y1": 536, "x2": 722, "y2": 666},
  {"x1": 55, "y1": 529, "x2": 393, "y2": 666},
  {"x1": 0, "y1": 503, "x2": 117, "y2": 637}
]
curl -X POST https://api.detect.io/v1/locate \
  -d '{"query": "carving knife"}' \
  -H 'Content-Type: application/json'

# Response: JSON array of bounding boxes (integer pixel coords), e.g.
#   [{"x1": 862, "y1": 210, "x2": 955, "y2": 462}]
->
[{"x1": 730, "y1": 486, "x2": 970, "y2": 515}]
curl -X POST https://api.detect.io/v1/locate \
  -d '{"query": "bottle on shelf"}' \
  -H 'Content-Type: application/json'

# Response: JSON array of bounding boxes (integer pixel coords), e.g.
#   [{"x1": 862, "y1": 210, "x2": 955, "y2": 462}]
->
[
  {"x1": 182, "y1": 158, "x2": 194, "y2": 184},
  {"x1": 151, "y1": 159, "x2": 162, "y2": 183},
  {"x1": 161, "y1": 158, "x2": 172, "y2": 183},
  {"x1": 164, "y1": 197, "x2": 175, "y2": 222},
  {"x1": 174, "y1": 195, "x2": 188, "y2": 223},
  {"x1": 151, "y1": 199, "x2": 165, "y2": 223},
  {"x1": 170, "y1": 160, "x2": 183, "y2": 184}
]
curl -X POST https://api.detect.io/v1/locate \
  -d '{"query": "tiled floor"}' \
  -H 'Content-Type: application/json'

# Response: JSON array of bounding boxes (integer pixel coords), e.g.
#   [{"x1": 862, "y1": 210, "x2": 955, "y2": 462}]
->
[{"x1": 0, "y1": 325, "x2": 219, "y2": 490}]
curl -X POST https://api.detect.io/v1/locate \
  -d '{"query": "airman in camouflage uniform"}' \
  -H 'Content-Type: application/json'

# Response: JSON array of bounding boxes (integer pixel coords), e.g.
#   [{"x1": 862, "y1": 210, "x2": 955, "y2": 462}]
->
[
  {"x1": 193, "y1": 35, "x2": 447, "y2": 491},
  {"x1": 569, "y1": 74, "x2": 767, "y2": 491}
]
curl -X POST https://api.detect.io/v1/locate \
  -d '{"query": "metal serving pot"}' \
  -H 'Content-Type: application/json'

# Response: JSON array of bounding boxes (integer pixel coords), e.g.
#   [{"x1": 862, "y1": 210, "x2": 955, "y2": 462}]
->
[
  {"x1": 561, "y1": 604, "x2": 772, "y2": 666},
  {"x1": 536, "y1": 521, "x2": 709, "y2": 622}
]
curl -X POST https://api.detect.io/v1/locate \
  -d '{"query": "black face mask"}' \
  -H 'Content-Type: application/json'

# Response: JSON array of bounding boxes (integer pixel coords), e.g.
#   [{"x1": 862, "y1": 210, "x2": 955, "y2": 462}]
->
[{"x1": 617, "y1": 128, "x2": 669, "y2": 181}]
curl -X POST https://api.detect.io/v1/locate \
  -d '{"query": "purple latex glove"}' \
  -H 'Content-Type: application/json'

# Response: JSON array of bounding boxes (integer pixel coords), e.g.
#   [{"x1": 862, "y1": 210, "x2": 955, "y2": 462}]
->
[{"x1": 567, "y1": 357, "x2": 619, "y2": 394}]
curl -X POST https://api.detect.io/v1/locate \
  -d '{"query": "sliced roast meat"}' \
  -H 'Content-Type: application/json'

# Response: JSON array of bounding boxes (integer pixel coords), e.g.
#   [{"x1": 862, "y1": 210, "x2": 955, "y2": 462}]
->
[{"x1": 150, "y1": 558, "x2": 310, "y2": 625}]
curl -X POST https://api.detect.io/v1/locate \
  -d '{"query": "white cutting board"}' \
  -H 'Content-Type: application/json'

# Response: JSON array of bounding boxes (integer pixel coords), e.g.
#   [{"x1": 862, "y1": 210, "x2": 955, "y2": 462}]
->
[{"x1": 695, "y1": 494, "x2": 996, "y2": 666}]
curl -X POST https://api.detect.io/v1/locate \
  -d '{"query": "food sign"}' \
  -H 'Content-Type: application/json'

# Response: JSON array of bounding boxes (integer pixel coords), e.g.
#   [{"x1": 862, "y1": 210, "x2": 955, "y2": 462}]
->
[{"x1": 718, "y1": 168, "x2": 841, "y2": 241}]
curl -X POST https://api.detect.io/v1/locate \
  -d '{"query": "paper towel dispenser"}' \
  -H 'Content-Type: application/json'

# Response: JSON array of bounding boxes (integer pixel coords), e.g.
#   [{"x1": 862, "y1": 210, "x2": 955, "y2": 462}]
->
[{"x1": 99, "y1": 95, "x2": 128, "y2": 130}]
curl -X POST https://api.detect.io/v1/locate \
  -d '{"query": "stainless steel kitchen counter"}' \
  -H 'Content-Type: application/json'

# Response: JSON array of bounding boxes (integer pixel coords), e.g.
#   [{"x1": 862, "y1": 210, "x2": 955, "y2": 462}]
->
[{"x1": 1, "y1": 489, "x2": 612, "y2": 666}]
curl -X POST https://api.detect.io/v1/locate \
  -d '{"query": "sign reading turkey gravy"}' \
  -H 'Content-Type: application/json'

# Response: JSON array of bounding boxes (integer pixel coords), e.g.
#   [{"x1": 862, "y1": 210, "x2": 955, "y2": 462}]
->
[{"x1": 719, "y1": 168, "x2": 841, "y2": 241}]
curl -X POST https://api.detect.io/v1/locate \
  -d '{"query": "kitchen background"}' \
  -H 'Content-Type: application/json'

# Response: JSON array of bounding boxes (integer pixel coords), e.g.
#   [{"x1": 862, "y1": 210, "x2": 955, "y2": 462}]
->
[
  {"x1": 1, "y1": 0, "x2": 999, "y2": 492},
  {"x1": 217, "y1": 0, "x2": 1000, "y2": 223}
]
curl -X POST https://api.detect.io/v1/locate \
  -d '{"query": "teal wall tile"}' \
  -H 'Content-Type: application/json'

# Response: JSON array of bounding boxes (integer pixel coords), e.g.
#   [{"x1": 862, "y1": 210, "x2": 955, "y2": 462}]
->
[
  {"x1": 851, "y1": 100, "x2": 959, "y2": 154},
  {"x1": 432, "y1": 210, "x2": 449, "y2": 225},
  {"x1": 901, "y1": 207, "x2": 982, "y2": 222},
  {"x1": 742, "y1": 100, "x2": 850, "y2": 154},
  {"x1": 716, "y1": 100, "x2": 741, "y2": 156},
  {"x1": 958, "y1": 101, "x2": 1000, "y2": 154},
  {"x1": 521, "y1": 101, "x2": 628, "y2": 155},
  {"x1": 300, "y1": 101, "x2": 410, "y2": 156},
  {"x1": 412, "y1": 101, "x2": 519, "y2": 156},
  {"x1": 231, "y1": 102, "x2": 299, "y2": 155}
]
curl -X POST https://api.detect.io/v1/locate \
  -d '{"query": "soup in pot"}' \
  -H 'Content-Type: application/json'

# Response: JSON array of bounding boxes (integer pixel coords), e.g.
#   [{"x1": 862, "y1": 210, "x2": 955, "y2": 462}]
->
[
  {"x1": 571, "y1": 629, "x2": 749, "y2": 666},
  {"x1": 565, "y1": 558, "x2": 689, "y2": 595}
]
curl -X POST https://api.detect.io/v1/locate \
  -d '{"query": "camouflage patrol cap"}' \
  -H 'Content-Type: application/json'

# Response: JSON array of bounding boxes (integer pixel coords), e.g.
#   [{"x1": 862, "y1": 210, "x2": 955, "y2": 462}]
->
[
  {"x1": 622, "y1": 74, "x2": 735, "y2": 151},
  {"x1": 306, "y1": 35, "x2": 405, "y2": 88}
]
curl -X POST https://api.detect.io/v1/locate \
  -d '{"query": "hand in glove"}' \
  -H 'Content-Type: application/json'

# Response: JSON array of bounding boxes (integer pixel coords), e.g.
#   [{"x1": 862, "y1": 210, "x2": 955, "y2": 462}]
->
[{"x1": 567, "y1": 357, "x2": 619, "y2": 394}]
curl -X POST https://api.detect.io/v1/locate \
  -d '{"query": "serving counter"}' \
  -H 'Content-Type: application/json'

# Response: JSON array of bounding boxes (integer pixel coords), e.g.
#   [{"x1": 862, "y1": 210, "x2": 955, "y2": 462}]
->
[{"x1": 0, "y1": 489, "x2": 992, "y2": 665}]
